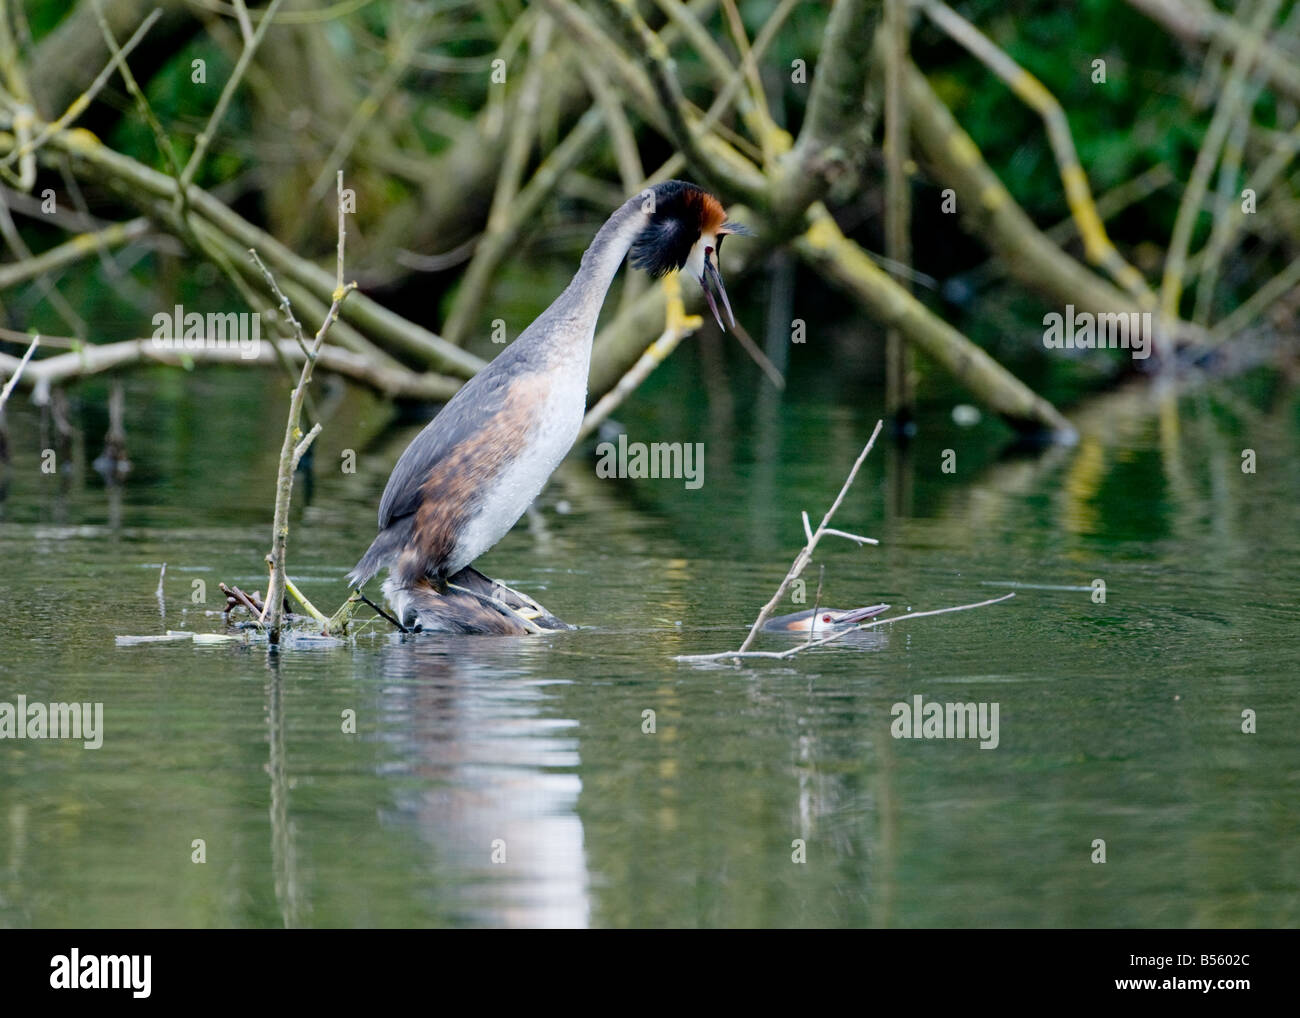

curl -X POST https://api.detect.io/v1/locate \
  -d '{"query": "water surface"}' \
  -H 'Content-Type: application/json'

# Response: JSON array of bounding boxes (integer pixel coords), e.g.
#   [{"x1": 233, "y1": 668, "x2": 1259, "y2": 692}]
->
[{"x1": 1, "y1": 358, "x2": 1296, "y2": 927}]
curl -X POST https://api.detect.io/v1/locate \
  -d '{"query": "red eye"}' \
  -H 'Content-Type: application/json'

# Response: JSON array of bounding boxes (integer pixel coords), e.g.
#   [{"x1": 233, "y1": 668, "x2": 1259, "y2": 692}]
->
[{"x1": 822, "y1": 615, "x2": 832, "y2": 623}]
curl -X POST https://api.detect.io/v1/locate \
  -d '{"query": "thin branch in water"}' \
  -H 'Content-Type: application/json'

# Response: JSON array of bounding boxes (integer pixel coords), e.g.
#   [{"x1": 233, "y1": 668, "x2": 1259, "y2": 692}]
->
[
  {"x1": 283, "y1": 574, "x2": 328, "y2": 629},
  {"x1": 732, "y1": 418, "x2": 886, "y2": 657},
  {"x1": 822, "y1": 528, "x2": 879, "y2": 546},
  {"x1": 675, "y1": 593, "x2": 1017, "y2": 663},
  {"x1": 261, "y1": 170, "x2": 355, "y2": 644},
  {"x1": 0, "y1": 332, "x2": 38, "y2": 412},
  {"x1": 220, "y1": 582, "x2": 265, "y2": 617},
  {"x1": 358, "y1": 592, "x2": 407, "y2": 633}
]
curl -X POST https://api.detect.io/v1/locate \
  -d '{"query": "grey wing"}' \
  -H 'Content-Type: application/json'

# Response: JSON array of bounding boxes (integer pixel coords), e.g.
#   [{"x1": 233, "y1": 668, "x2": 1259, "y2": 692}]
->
[{"x1": 376, "y1": 364, "x2": 514, "y2": 529}]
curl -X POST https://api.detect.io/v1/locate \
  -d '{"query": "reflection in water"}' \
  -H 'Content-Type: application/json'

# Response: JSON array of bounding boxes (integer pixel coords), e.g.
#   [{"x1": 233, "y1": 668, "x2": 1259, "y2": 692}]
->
[
  {"x1": 266, "y1": 658, "x2": 303, "y2": 928},
  {"x1": 372, "y1": 639, "x2": 590, "y2": 928}
]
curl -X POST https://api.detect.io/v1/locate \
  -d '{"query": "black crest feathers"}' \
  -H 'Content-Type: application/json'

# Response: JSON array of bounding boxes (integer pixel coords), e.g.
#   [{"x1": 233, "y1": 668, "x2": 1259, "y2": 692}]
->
[{"x1": 629, "y1": 180, "x2": 725, "y2": 278}]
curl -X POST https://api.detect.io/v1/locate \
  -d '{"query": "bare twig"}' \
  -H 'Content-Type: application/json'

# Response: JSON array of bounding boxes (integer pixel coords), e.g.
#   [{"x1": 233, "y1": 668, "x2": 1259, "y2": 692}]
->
[
  {"x1": 176, "y1": 0, "x2": 285, "y2": 198},
  {"x1": 220, "y1": 582, "x2": 265, "y2": 617},
  {"x1": 0, "y1": 8, "x2": 161, "y2": 172},
  {"x1": 0, "y1": 332, "x2": 37, "y2": 411},
  {"x1": 262, "y1": 171, "x2": 355, "y2": 644},
  {"x1": 822, "y1": 528, "x2": 879, "y2": 546},
  {"x1": 92, "y1": 0, "x2": 181, "y2": 179},
  {"x1": 1161, "y1": 0, "x2": 1281, "y2": 321},
  {"x1": 0, "y1": 217, "x2": 148, "y2": 289},
  {"x1": 442, "y1": 14, "x2": 555, "y2": 345},
  {"x1": 731, "y1": 418, "x2": 885, "y2": 658},
  {"x1": 248, "y1": 248, "x2": 308, "y2": 355}
]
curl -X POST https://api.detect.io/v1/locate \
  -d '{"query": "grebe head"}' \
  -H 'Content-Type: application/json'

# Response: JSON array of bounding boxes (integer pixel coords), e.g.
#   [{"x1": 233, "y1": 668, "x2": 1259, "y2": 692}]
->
[
  {"x1": 763, "y1": 603, "x2": 892, "y2": 633},
  {"x1": 629, "y1": 180, "x2": 749, "y2": 331}
]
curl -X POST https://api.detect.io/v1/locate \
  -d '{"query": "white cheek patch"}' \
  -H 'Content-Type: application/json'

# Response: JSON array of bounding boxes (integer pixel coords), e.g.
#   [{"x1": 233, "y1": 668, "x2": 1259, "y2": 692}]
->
[{"x1": 684, "y1": 234, "x2": 715, "y2": 279}]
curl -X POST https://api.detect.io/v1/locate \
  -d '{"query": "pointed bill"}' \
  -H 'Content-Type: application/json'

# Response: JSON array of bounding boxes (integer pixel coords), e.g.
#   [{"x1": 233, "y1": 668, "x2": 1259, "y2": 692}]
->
[
  {"x1": 701, "y1": 258, "x2": 736, "y2": 331},
  {"x1": 837, "y1": 604, "x2": 891, "y2": 625}
]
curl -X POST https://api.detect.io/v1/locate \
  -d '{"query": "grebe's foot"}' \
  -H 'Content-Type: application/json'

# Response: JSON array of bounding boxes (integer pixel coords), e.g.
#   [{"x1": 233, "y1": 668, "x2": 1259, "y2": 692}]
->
[{"x1": 443, "y1": 566, "x2": 575, "y2": 633}]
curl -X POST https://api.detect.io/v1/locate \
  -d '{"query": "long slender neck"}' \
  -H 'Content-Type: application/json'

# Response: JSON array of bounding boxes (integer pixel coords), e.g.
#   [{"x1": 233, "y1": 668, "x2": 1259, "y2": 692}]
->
[{"x1": 517, "y1": 193, "x2": 650, "y2": 360}]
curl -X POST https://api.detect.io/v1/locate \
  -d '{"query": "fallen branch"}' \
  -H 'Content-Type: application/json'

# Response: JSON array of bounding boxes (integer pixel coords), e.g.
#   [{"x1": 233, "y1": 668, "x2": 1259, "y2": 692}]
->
[
  {"x1": 898, "y1": 42, "x2": 1146, "y2": 323},
  {"x1": 0, "y1": 336, "x2": 461, "y2": 403}
]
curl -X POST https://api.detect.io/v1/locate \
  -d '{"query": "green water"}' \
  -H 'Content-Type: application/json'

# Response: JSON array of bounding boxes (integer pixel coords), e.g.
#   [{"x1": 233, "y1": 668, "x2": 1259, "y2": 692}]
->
[{"x1": 1, "y1": 356, "x2": 1297, "y2": 928}]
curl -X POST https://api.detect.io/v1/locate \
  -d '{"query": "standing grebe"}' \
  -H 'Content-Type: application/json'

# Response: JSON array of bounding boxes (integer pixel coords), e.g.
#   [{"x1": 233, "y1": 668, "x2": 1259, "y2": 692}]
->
[{"x1": 348, "y1": 180, "x2": 747, "y2": 631}]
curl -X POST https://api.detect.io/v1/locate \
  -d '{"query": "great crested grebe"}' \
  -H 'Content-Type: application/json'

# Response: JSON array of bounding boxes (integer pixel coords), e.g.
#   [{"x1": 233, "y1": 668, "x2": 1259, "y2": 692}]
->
[
  {"x1": 348, "y1": 180, "x2": 747, "y2": 632},
  {"x1": 762, "y1": 604, "x2": 892, "y2": 633}
]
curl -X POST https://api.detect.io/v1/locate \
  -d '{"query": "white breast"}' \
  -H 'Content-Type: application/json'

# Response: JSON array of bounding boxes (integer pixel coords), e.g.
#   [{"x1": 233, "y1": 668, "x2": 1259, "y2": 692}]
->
[{"x1": 447, "y1": 365, "x2": 587, "y2": 574}]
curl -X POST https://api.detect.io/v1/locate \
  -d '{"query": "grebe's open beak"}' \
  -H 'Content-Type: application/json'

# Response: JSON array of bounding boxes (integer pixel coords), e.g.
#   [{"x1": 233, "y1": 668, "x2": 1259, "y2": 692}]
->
[
  {"x1": 836, "y1": 604, "x2": 892, "y2": 625},
  {"x1": 700, "y1": 257, "x2": 736, "y2": 332}
]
